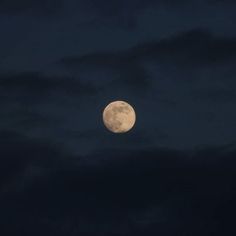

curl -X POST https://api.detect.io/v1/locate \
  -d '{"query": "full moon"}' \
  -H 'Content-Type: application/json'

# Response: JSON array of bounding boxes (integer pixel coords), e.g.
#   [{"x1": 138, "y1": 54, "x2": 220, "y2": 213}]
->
[{"x1": 103, "y1": 101, "x2": 136, "y2": 133}]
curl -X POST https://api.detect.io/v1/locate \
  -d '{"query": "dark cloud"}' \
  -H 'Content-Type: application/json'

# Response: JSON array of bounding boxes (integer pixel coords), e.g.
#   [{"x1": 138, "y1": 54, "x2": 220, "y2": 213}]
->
[
  {"x1": 0, "y1": 0, "x2": 180, "y2": 15},
  {"x1": 55, "y1": 29, "x2": 236, "y2": 99},
  {"x1": 0, "y1": 72, "x2": 97, "y2": 99},
  {"x1": 0, "y1": 131, "x2": 68, "y2": 192},
  {"x1": 60, "y1": 53, "x2": 151, "y2": 91},
  {"x1": 77, "y1": 0, "x2": 236, "y2": 16},
  {"x1": 0, "y1": 72, "x2": 98, "y2": 136},
  {"x1": 0, "y1": 0, "x2": 64, "y2": 15},
  {"x1": 0, "y1": 131, "x2": 235, "y2": 235},
  {"x1": 125, "y1": 29, "x2": 236, "y2": 66},
  {"x1": 60, "y1": 29, "x2": 236, "y2": 70},
  {"x1": 1, "y1": 0, "x2": 235, "y2": 13},
  {"x1": 191, "y1": 87, "x2": 236, "y2": 102}
]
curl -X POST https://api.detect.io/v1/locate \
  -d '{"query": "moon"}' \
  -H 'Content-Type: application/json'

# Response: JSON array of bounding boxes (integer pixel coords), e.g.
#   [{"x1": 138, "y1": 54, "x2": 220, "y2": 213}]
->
[{"x1": 103, "y1": 101, "x2": 136, "y2": 133}]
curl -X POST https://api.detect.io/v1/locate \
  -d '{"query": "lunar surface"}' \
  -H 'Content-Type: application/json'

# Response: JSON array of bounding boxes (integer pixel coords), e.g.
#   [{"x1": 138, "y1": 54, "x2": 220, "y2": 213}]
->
[{"x1": 103, "y1": 101, "x2": 136, "y2": 133}]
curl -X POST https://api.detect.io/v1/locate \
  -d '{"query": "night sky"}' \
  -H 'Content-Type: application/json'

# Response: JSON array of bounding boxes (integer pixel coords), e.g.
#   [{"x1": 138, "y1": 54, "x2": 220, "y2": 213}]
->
[{"x1": 1, "y1": 1, "x2": 236, "y2": 235}]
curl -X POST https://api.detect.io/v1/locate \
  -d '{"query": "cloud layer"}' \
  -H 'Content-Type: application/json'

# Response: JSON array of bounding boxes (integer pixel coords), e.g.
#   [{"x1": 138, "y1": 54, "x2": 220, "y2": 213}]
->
[{"x1": 0, "y1": 131, "x2": 235, "y2": 235}]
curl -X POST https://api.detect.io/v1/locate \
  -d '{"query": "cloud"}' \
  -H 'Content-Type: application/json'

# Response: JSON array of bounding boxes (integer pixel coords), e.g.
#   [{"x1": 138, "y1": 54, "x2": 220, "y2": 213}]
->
[
  {"x1": 125, "y1": 29, "x2": 236, "y2": 66},
  {"x1": 0, "y1": 72, "x2": 101, "y2": 150},
  {"x1": 60, "y1": 29, "x2": 236, "y2": 71},
  {"x1": 0, "y1": 132, "x2": 235, "y2": 235},
  {"x1": 191, "y1": 87, "x2": 236, "y2": 102},
  {"x1": 59, "y1": 52, "x2": 151, "y2": 91},
  {"x1": 0, "y1": 0, "x2": 64, "y2": 15},
  {"x1": 54, "y1": 29, "x2": 236, "y2": 102},
  {"x1": 0, "y1": 0, "x2": 179, "y2": 16},
  {"x1": 0, "y1": 72, "x2": 96, "y2": 93}
]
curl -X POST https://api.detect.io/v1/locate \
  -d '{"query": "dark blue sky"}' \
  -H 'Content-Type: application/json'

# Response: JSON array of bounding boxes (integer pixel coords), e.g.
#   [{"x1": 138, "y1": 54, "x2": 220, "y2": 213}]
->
[{"x1": 0, "y1": 1, "x2": 236, "y2": 235}]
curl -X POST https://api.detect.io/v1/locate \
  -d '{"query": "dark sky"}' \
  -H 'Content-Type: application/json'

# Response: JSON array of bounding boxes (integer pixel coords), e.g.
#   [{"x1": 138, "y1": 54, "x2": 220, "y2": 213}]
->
[{"x1": 0, "y1": 1, "x2": 236, "y2": 235}]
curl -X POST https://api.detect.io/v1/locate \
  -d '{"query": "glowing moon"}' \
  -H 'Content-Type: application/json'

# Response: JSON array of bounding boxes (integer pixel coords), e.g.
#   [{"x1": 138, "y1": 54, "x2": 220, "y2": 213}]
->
[{"x1": 103, "y1": 101, "x2": 136, "y2": 133}]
